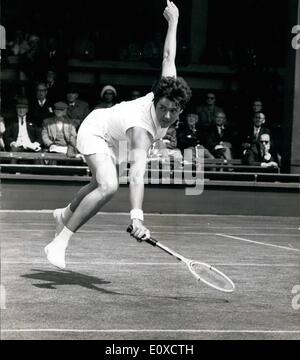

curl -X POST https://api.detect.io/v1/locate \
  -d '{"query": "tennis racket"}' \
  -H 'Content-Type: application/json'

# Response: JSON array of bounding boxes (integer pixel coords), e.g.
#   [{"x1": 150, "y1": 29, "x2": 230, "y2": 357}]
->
[{"x1": 127, "y1": 225, "x2": 235, "y2": 293}]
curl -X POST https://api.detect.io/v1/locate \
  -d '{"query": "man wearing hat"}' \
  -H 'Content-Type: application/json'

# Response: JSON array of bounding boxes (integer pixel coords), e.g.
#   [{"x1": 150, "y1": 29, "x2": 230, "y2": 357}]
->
[
  {"x1": 42, "y1": 102, "x2": 77, "y2": 156},
  {"x1": 65, "y1": 84, "x2": 90, "y2": 130},
  {"x1": 5, "y1": 98, "x2": 41, "y2": 153},
  {"x1": 95, "y1": 85, "x2": 117, "y2": 109}
]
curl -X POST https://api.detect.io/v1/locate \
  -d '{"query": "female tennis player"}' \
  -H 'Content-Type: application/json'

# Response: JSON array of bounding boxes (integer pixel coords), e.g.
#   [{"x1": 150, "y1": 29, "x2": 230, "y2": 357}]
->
[{"x1": 45, "y1": 0, "x2": 192, "y2": 269}]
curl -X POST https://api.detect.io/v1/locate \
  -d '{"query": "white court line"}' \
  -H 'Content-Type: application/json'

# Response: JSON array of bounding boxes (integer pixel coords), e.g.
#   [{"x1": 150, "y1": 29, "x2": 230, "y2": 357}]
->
[
  {"x1": 1, "y1": 329, "x2": 300, "y2": 334},
  {"x1": 1, "y1": 229, "x2": 300, "y2": 238},
  {"x1": 217, "y1": 233, "x2": 300, "y2": 252},
  {"x1": 1, "y1": 261, "x2": 299, "y2": 267},
  {"x1": 1, "y1": 222, "x2": 299, "y2": 231},
  {"x1": 0, "y1": 209, "x2": 298, "y2": 220}
]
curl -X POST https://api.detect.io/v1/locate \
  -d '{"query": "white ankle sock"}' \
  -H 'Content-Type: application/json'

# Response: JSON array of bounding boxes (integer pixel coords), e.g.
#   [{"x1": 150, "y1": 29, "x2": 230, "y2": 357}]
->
[{"x1": 53, "y1": 226, "x2": 74, "y2": 247}]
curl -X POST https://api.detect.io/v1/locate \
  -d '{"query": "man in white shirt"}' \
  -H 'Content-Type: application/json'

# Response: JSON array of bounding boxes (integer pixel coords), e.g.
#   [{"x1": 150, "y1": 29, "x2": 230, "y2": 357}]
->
[{"x1": 6, "y1": 98, "x2": 41, "y2": 153}]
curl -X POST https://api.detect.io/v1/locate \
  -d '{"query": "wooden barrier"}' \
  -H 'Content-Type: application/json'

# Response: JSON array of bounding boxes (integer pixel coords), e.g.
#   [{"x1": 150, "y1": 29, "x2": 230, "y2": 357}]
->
[
  {"x1": 0, "y1": 151, "x2": 281, "y2": 176},
  {"x1": 1, "y1": 151, "x2": 296, "y2": 191}
]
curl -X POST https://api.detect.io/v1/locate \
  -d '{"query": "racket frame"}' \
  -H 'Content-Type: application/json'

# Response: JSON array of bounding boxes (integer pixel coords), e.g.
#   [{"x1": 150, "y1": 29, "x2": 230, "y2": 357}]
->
[{"x1": 127, "y1": 226, "x2": 235, "y2": 293}]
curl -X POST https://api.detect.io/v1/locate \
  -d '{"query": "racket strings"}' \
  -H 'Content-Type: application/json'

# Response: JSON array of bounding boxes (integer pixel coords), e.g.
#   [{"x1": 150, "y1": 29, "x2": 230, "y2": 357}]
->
[{"x1": 189, "y1": 261, "x2": 234, "y2": 292}]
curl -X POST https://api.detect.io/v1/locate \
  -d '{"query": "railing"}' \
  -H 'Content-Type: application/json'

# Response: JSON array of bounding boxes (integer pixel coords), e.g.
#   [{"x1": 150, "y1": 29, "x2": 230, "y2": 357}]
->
[{"x1": 1, "y1": 151, "x2": 298, "y2": 190}]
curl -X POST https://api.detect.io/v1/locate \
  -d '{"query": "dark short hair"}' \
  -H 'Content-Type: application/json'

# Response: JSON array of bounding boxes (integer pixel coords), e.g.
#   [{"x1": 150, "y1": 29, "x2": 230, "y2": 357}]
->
[{"x1": 152, "y1": 76, "x2": 192, "y2": 110}]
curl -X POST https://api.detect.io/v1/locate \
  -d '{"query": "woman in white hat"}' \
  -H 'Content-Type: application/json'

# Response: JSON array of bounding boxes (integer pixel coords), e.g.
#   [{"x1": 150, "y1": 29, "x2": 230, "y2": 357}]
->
[{"x1": 95, "y1": 85, "x2": 117, "y2": 109}]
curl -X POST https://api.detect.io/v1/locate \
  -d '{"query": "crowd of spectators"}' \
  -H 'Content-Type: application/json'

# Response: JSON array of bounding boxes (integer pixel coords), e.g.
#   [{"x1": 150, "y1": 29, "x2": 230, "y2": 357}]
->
[
  {"x1": 0, "y1": 78, "x2": 281, "y2": 170},
  {"x1": 0, "y1": 21, "x2": 282, "y2": 171}
]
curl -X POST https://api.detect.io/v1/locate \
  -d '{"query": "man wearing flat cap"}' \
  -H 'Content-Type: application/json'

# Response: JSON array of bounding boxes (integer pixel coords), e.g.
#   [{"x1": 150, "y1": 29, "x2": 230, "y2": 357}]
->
[
  {"x1": 65, "y1": 83, "x2": 90, "y2": 130},
  {"x1": 5, "y1": 98, "x2": 42, "y2": 153},
  {"x1": 42, "y1": 101, "x2": 78, "y2": 156}
]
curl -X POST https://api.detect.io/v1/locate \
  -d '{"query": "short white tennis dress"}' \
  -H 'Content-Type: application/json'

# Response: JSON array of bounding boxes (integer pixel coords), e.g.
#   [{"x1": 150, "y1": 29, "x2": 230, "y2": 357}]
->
[{"x1": 77, "y1": 92, "x2": 168, "y2": 163}]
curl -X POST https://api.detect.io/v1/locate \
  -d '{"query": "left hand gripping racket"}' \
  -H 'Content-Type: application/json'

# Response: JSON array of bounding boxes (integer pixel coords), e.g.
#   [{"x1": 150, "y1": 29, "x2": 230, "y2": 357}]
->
[{"x1": 127, "y1": 225, "x2": 235, "y2": 293}]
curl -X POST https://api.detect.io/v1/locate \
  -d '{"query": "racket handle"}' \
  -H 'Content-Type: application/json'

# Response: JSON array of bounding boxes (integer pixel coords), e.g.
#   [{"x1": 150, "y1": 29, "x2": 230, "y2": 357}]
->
[{"x1": 126, "y1": 225, "x2": 158, "y2": 247}]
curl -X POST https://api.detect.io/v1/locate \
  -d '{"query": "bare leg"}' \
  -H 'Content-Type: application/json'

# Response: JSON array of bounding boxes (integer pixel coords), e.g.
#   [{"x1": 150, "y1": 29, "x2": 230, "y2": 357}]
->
[
  {"x1": 66, "y1": 153, "x2": 119, "y2": 232},
  {"x1": 69, "y1": 177, "x2": 98, "y2": 213},
  {"x1": 53, "y1": 169, "x2": 98, "y2": 236},
  {"x1": 45, "y1": 153, "x2": 118, "y2": 269}
]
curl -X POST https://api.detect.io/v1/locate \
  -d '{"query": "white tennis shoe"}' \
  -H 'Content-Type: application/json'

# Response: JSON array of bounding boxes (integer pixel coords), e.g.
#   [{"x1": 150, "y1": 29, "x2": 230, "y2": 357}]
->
[
  {"x1": 53, "y1": 208, "x2": 65, "y2": 237},
  {"x1": 44, "y1": 240, "x2": 67, "y2": 270}
]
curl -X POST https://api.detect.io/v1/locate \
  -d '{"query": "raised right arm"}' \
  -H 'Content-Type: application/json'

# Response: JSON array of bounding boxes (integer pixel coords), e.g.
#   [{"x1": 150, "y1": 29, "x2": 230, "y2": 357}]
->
[{"x1": 161, "y1": 0, "x2": 179, "y2": 78}]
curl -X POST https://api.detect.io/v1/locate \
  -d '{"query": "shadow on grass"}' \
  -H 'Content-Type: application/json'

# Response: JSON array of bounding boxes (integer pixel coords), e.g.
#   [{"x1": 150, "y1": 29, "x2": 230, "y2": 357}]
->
[
  {"x1": 21, "y1": 269, "x2": 120, "y2": 294},
  {"x1": 21, "y1": 269, "x2": 229, "y2": 303}
]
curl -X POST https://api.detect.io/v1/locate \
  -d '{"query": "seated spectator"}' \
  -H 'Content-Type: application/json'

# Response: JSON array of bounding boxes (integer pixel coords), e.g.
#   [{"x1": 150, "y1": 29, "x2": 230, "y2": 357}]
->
[
  {"x1": 5, "y1": 98, "x2": 41, "y2": 154},
  {"x1": 45, "y1": 69, "x2": 64, "y2": 103},
  {"x1": 19, "y1": 34, "x2": 43, "y2": 82},
  {"x1": 95, "y1": 85, "x2": 117, "y2": 109},
  {"x1": 130, "y1": 89, "x2": 142, "y2": 100},
  {"x1": 0, "y1": 115, "x2": 6, "y2": 150},
  {"x1": 252, "y1": 99, "x2": 264, "y2": 117},
  {"x1": 65, "y1": 83, "x2": 90, "y2": 129},
  {"x1": 245, "y1": 132, "x2": 279, "y2": 169},
  {"x1": 240, "y1": 98, "x2": 266, "y2": 133},
  {"x1": 42, "y1": 102, "x2": 77, "y2": 157},
  {"x1": 7, "y1": 29, "x2": 30, "y2": 56},
  {"x1": 241, "y1": 112, "x2": 271, "y2": 156},
  {"x1": 177, "y1": 112, "x2": 214, "y2": 161},
  {"x1": 29, "y1": 82, "x2": 54, "y2": 127},
  {"x1": 150, "y1": 124, "x2": 182, "y2": 161},
  {"x1": 205, "y1": 111, "x2": 237, "y2": 160},
  {"x1": 196, "y1": 92, "x2": 224, "y2": 130}
]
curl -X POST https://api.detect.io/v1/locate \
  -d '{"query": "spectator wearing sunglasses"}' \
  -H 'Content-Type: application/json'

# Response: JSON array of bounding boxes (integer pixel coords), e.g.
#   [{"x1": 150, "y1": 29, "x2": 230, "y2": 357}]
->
[
  {"x1": 241, "y1": 112, "x2": 271, "y2": 157},
  {"x1": 245, "y1": 132, "x2": 279, "y2": 168},
  {"x1": 196, "y1": 92, "x2": 224, "y2": 131}
]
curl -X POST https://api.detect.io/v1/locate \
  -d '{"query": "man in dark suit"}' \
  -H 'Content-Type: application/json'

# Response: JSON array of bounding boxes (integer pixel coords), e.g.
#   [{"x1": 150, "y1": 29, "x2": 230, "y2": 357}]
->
[
  {"x1": 45, "y1": 69, "x2": 65, "y2": 103},
  {"x1": 29, "y1": 82, "x2": 54, "y2": 127},
  {"x1": 196, "y1": 92, "x2": 224, "y2": 130},
  {"x1": 65, "y1": 83, "x2": 90, "y2": 130},
  {"x1": 5, "y1": 98, "x2": 41, "y2": 154},
  {"x1": 205, "y1": 111, "x2": 237, "y2": 160},
  {"x1": 245, "y1": 132, "x2": 279, "y2": 168},
  {"x1": 177, "y1": 112, "x2": 214, "y2": 161},
  {"x1": 241, "y1": 112, "x2": 271, "y2": 156}
]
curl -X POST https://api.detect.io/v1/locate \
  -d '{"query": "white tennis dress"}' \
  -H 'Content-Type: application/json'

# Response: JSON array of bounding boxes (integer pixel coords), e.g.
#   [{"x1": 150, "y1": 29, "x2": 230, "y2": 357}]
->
[{"x1": 77, "y1": 92, "x2": 168, "y2": 163}]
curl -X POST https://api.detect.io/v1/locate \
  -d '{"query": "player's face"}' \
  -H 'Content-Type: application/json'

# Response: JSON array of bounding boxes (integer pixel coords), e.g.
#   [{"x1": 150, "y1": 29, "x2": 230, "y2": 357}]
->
[{"x1": 155, "y1": 97, "x2": 182, "y2": 128}]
